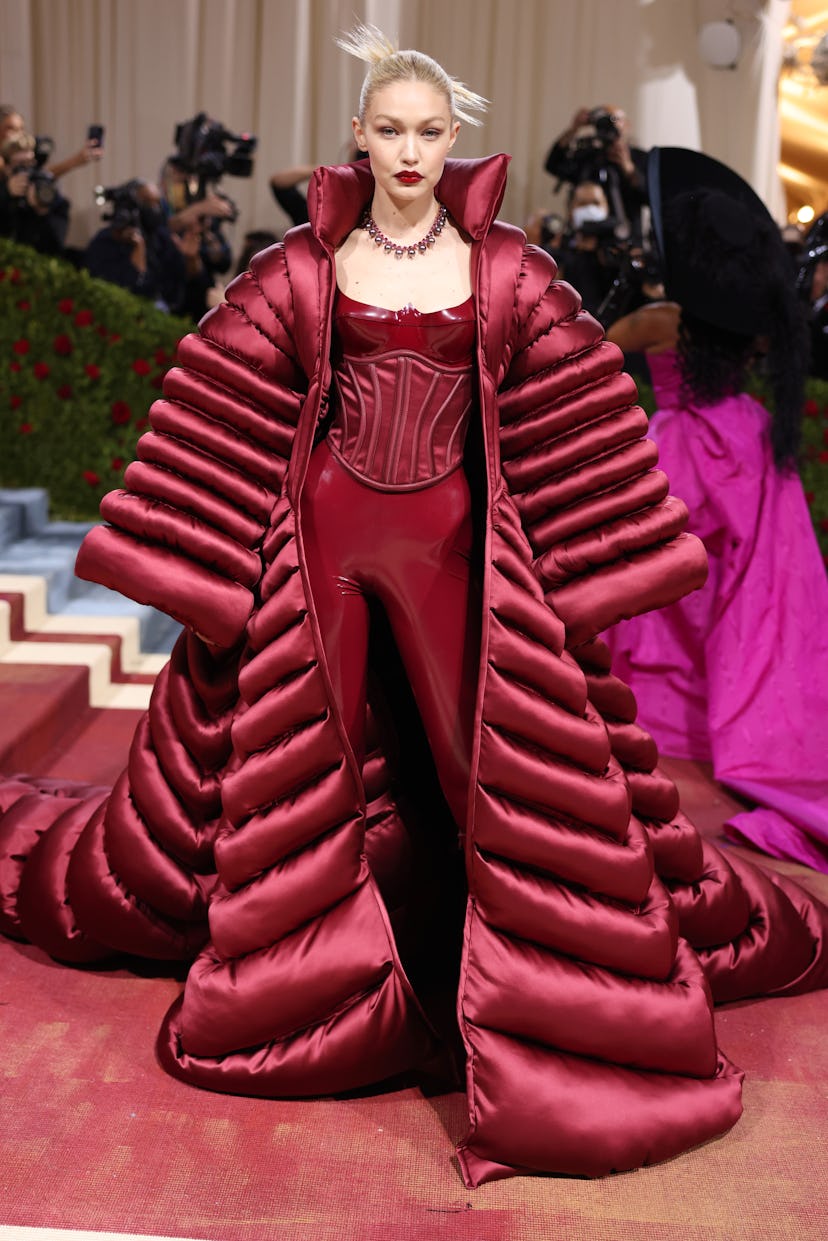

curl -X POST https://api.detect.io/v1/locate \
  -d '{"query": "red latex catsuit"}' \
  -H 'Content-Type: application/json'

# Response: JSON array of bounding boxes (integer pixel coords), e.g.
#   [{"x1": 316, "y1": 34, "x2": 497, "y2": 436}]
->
[{"x1": 301, "y1": 291, "x2": 478, "y2": 830}]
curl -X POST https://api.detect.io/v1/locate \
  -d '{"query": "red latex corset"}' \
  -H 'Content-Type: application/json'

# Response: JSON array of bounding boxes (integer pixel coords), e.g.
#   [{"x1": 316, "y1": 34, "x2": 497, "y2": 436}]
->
[{"x1": 326, "y1": 291, "x2": 476, "y2": 490}]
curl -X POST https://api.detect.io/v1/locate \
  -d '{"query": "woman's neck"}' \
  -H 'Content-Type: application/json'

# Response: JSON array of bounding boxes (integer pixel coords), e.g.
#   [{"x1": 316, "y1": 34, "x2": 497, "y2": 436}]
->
[{"x1": 367, "y1": 189, "x2": 441, "y2": 243}]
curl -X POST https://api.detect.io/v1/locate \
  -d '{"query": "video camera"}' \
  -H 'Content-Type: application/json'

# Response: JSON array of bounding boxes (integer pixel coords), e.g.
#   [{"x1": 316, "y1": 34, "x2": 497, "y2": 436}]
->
[
  {"x1": 94, "y1": 180, "x2": 143, "y2": 231},
  {"x1": 171, "y1": 112, "x2": 257, "y2": 207}
]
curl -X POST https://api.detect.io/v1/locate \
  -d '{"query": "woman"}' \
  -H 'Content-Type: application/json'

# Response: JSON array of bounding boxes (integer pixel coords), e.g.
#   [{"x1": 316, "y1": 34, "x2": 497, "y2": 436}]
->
[
  {"x1": 606, "y1": 149, "x2": 828, "y2": 875},
  {"x1": 2, "y1": 29, "x2": 827, "y2": 1187}
]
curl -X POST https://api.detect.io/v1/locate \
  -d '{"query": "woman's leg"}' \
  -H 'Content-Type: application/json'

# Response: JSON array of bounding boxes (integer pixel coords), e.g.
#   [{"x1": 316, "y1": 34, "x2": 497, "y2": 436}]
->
[
  {"x1": 300, "y1": 442, "x2": 371, "y2": 764},
  {"x1": 372, "y1": 471, "x2": 478, "y2": 834}
]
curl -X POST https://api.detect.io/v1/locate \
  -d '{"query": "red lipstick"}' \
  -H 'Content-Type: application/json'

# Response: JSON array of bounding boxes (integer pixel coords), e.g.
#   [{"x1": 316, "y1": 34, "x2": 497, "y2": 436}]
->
[{"x1": 395, "y1": 172, "x2": 423, "y2": 184}]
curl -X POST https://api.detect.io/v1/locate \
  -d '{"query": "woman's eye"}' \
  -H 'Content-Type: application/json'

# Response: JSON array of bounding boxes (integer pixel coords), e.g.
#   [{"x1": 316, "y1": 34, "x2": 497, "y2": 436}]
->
[
  {"x1": 380, "y1": 127, "x2": 397, "y2": 137},
  {"x1": 424, "y1": 129, "x2": 442, "y2": 139}
]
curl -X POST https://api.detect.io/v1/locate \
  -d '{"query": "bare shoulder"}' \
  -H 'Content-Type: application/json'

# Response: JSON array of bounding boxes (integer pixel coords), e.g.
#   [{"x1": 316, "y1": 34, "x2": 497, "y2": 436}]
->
[{"x1": 606, "y1": 300, "x2": 680, "y2": 353}]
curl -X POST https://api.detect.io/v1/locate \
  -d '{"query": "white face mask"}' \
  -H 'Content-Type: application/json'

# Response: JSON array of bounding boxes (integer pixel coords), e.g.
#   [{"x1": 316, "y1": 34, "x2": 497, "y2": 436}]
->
[{"x1": 571, "y1": 203, "x2": 608, "y2": 229}]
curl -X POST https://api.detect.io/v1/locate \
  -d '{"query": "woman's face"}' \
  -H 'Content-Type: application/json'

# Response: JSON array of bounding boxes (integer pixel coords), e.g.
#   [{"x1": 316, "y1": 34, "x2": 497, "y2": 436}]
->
[{"x1": 353, "y1": 79, "x2": 459, "y2": 206}]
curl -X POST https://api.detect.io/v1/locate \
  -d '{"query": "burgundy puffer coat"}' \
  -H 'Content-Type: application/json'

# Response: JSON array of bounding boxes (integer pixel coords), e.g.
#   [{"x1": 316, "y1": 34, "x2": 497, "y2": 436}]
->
[{"x1": 2, "y1": 155, "x2": 826, "y2": 1188}]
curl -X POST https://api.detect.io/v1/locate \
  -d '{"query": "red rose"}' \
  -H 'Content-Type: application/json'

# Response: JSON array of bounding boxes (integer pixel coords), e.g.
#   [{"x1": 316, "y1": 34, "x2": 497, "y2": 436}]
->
[
  {"x1": 12, "y1": 338, "x2": 30, "y2": 355},
  {"x1": 18, "y1": 422, "x2": 33, "y2": 435},
  {"x1": 819, "y1": 451, "x2": 828, "y2": 464},
  {"x1": 823, "y1": 428, "x2": 828, "y2": 447},
  {"x1": 74, "y1": 309, "x2": 93, "y2": 327},
  {"x1": 84, "y1": 363, "x2": 101, "y2": 380},
  {"x1": 57, "y1": 384, "x2": 73, "y2": 399},
  {"x1": 10, "y1": 395, "x2": 22, "y2": 409},
  {"x1": 110, "y1": 400, "x2": 132, "y2": 425},
  {"x1": 58, "y1": 297, "x2": 74, "y2": 314},
  {"x1": 131, "y1": 358, "x2": 151, "y2": 376},
  {"x1": 0, "y1": 270, "x2": 5, "y2": 281},
  {"x1": 16, "y1": 299, "x2": 31, "y2": 311},
  {"x1": 9, "y1": 361, "x2": 21, "y2": 373},
  {"x1": 33, "y1": 361, "x2": 50, "y2": 380},
  {"x1": 151, "y1": 375, "x2": 163, "y2": 389},
  {"x1": 135, "y1": 416, "x2": 149, "y2": 430},
  {"x1": 82, "y1": 470, "x2": 100, "y2": 486},
  {"x1": 96, "y1": 324, "x2": 108, "y2": 338},
  {"x1": 804, "y1": 399, "x2": 820, "y2": 418},
  {"x1": 154, "y1": 347, "x2": 168, "y2": 365},
  {"x1": 110, "y1": 332, "x2": 122, "y2": 343},
  {"x1": 111, "y1": 457, "x2": 125, "y2": 471},
  {"x1": 820, "y1": 518, "x2": 828, "y2": 533},
  {"x1": 53, "y1": 333, "x2": 73, "y2": 356},
  {"x1": 805, "y1": 491, "x2": 816, "y2": 505}
]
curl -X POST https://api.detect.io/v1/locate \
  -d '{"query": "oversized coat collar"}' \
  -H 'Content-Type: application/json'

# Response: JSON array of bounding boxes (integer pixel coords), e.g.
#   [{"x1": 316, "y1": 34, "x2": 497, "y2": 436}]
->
[{"x1": 306, "y1": 153, "x2": 512, "y2": 248}]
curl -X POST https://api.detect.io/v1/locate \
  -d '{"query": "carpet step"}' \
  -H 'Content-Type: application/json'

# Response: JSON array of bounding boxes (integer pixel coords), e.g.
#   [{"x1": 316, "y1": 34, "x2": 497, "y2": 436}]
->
[
  {"x1": 0, "y1": 487, "x2": 181, "y2": 653},
  {"x1": 0, "y1": 573, "x2": 167, "y2": 778}
]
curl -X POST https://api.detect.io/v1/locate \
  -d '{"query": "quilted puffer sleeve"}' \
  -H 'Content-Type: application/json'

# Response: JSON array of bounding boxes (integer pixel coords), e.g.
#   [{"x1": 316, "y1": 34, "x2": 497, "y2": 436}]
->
[
  {"x1": 75, "y1": 245, "x2": 307, "y2": 649},
  {"x1": 497, "y1": 245, "x2": 707, "y2": 647}
]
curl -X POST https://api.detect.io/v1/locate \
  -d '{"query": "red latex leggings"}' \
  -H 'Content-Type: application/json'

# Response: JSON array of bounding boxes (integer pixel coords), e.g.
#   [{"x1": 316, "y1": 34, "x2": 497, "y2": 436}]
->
[{"x1": 301, "y1": 440, "x2": 477, "y2": 830}]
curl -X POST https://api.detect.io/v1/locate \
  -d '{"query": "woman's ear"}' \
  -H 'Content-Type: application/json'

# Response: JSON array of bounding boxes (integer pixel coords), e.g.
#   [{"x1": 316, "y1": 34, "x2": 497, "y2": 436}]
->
[{"x1": 352, "y1": 116, "x2": 368, "y2": 152}]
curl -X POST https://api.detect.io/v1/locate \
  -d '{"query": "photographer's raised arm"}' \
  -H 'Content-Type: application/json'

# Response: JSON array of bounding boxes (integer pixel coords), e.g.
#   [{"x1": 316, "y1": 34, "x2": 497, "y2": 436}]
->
[
  {"x1": 48, "y1": 138, "x2": 104, "y2": 180},
  {"x1": 544, "y1": 107, "x2": 592, "y2": 178}
]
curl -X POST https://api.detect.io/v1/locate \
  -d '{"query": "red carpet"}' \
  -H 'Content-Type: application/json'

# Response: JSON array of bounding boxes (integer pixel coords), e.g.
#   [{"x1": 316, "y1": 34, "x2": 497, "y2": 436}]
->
[{"x1": 0, "y1": 585, "x2": 826, "y2": 1240}]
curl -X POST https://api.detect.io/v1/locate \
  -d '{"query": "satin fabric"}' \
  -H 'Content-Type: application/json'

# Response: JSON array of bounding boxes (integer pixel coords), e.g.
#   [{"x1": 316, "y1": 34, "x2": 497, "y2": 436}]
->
[
  {"x1": 607, "y1": 349, "x2": 828, "y2": 871},
  {"x1": 0, "y1": 159, "x2": 826, "y2": 1189}
]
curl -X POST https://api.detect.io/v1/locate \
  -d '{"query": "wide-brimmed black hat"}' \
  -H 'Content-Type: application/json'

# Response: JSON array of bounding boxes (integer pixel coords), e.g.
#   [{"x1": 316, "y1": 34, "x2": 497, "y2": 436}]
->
[{"x1": 647, "y1": 146, "x2": 789, "y2": 335}]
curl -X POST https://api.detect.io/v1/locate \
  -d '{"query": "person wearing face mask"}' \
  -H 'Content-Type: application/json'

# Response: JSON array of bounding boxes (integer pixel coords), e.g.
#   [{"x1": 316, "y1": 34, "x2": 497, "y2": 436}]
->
[
  {"x1": 556, "y1": 180, "x2": 616, "y2": 317},
  {"x1": 545, "y1": 104, "x2": 648, "y2": 244}
]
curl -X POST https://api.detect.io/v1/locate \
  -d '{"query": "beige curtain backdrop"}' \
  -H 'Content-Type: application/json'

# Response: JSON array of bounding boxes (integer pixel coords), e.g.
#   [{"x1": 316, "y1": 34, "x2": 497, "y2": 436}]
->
[{"x1": 0, "y1": 0, "x2": 790, "y2": 254}]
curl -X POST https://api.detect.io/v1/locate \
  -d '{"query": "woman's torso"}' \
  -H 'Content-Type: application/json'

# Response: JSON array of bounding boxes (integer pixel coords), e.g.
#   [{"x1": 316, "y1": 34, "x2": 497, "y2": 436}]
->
[{"x1": 325, "y1": 289, "x2": 477, "y2": 489}]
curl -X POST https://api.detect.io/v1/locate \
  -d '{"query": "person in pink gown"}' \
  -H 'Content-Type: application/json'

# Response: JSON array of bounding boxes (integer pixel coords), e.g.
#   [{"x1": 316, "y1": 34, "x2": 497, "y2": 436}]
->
[{"x1": 606, "y1": 149, "x2": 828, "y2": 871}]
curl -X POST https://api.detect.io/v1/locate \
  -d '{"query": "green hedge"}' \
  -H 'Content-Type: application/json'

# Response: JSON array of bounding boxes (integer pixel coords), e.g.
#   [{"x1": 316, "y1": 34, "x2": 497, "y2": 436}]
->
[
  {"x1": 0, "y1": 239, "x2": 190, "y2": 519},
  {"x1": 1, "y1": 239, "x2": 827, "y2": 561}
]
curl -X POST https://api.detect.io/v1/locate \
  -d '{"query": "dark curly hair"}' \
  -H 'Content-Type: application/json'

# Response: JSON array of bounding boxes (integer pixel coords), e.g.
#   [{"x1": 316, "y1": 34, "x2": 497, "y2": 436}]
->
[
  {"x1": 676, "y1": 294, "x2": 806, "y2": 470},
  {"x1": 663, "y1": 188, "x2": 809, "y2": 469}
]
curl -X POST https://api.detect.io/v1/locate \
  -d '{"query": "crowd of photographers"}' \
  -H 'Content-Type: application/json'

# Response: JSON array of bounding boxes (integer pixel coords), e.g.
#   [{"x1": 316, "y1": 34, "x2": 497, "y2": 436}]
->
[
  {"x1": 0, "y1": 108, "x2": 249, "y2": 320},
  {"x1": 2, "y1": 100, "x2": 828, "y2": 377},
  {"x1": 532, "y1": 103, "x2": 828, "y2": 381}
]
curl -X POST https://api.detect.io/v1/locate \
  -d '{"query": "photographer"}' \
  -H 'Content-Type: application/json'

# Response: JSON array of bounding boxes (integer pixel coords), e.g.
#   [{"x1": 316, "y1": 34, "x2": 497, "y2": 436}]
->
[
  {"x1": 83, "y1": 178, "x2": 188, "y2": 312},
  {"x1": 157, "y1": 113, "x2": 256, "y2": 317},
  {"x1": 0, "y1": 104, "x2": 104, "y2": 181},
  {"x1": 0, "y1": 133, "x2": 70, "y2": 255},
  {"x1": 545, "y1": 105, "x2": 648, "y2": 243},
  {"x1": 555, "y1": 181, "x2": 617, "y2": 318},
  {"x1": 160, "y1": 159, "x2": 234, "y2": 319}
]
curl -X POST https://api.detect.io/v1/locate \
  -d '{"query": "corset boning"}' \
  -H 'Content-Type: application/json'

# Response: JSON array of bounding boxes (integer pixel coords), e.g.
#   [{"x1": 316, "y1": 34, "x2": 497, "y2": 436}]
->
[{"x1": 326, "y1": 291, "x2": 476, "y2": 490}]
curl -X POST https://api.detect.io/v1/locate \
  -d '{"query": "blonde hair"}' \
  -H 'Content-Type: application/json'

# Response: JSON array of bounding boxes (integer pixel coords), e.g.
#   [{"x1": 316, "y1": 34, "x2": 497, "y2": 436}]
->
[
  {"x1": 336, "y1": 22, "x2": 487, "y2": 127},
  {"x1": 1, "y1": 132, "x2": 34, "y2": 161}
]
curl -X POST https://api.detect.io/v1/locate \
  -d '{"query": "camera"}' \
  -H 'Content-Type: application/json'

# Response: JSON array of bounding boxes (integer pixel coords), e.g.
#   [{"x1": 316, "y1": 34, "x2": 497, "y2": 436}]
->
[
  {"x1": 586, "y1": 108, "x2": 621, "y2": 148},
  {"x1": 595, "y1": 240, "x2": 663, "y2": 328},
  {"x1": 567, "y1": 109, "x2": 621, "y2": 171},
  {"x1": 8, "y1": 134, "x2": 58, "y2": 207},
  {"x1": 94, "y1": 180, "x2": 143, "y2": 231},
  {"x1": 171, "y1": 112, "x2": 257, "y2": 201},
  {"x1": 549, "y1": 108, "x2": 623, "y2": 189}
]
